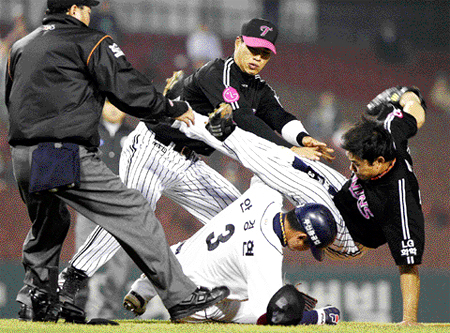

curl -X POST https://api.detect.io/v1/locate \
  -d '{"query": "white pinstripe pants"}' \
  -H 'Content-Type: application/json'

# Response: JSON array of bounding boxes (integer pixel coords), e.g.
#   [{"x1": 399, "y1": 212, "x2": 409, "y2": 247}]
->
[{"x1": 69, "y1": 122, "x2": 241, "y2": 276}]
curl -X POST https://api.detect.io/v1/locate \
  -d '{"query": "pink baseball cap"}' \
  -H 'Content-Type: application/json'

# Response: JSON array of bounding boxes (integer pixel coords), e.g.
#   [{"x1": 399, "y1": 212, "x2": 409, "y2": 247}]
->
[{"x1": 241, "y1": 18, "x2": 278, "y2": 54}]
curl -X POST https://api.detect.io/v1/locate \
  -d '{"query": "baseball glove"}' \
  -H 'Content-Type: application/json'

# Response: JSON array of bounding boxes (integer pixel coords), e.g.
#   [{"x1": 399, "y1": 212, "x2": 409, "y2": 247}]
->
[{"x1": 366, "y1": 86, "x2": 427, "y2": 117}]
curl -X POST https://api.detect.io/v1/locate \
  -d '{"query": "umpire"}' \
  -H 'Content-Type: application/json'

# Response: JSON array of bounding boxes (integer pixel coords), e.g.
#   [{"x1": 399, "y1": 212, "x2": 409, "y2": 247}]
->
[{"x1": 4, "y1": 0, "x2": 228, "y2": 322}]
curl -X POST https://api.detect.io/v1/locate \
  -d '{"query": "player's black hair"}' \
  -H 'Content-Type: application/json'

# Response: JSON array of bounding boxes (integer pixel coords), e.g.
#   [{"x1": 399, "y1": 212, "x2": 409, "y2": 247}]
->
[
  {"x1": 285, "y1": 210, "x2": 302, "y2": 232},
  {"x1": 341, "y1": 115, "x2": 396, "y2": 164}
]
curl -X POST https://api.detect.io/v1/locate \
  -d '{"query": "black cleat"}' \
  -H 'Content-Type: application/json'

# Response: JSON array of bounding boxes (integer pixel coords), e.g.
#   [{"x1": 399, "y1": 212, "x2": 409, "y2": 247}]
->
[
  {"x1": 163, "y1": 70, "x2": 185, "y2": 100},
  {"x1": 58, "y1": 266, "x2": 88, "y2": 323},
  {"x1": 58, "y1": 266, "x2": 88, "y2": 304},
  {"x1": 205, "y1": 103, "x2": 236, "y2": 141},
  {"x1": 168, "y1": 286, "x2": 230, "y2": 321}
]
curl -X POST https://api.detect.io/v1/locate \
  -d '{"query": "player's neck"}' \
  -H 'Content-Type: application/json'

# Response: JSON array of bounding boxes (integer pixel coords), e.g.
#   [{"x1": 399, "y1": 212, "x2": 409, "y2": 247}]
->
[{"x1": 371, "y1": 158, "x2": 396, "y2": 181}]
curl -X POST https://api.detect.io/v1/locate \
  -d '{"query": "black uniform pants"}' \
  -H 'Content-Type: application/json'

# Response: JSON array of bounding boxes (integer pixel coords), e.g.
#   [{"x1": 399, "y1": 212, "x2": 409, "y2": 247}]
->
[{"x1": 11, "y1": 145, "x2": 196, "y2": 309}]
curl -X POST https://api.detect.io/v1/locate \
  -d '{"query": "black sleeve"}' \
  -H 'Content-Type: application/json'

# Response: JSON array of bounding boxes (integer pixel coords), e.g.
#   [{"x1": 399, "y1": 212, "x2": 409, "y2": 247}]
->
[
  {"x1": 255, "y1": 84, "x2": 297, "y2": 133},
  {"x1": 88, "y1": 36, "x2": 187, "y2": 121},
  {"x1": 234, "y1": 108, "x2": 292, "y2": 148}
]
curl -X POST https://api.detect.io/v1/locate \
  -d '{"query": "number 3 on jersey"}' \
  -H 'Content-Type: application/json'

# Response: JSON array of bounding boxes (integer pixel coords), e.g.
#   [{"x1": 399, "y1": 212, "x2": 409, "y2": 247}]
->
[{"x1": 206, "y1": 224, "x2": 235, "y2": 251}]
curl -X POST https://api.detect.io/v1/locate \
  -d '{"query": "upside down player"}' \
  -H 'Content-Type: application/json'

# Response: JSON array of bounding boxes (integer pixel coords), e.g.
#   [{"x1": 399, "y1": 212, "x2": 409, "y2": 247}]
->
[{"x1": 168, "y1": 86, "x2": 426, "y2": 325}]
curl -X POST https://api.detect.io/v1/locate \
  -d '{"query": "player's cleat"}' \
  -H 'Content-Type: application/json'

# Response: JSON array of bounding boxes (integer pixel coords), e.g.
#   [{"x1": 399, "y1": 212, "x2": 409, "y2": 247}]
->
[
  {"x1": 316, "y1": 306, "x2": 340, "y2": 325},
  {"x1": 59, "y1": 266, "x2": 89, "y2": 304},
  {"x1": 60, "y1": 301, "x2": 87, "y2": 323},
  {"x1": 205, "y1": 102, "x2": 236, "y2": 141},
  {"x1": 58, "y1": 265, "x2": 88, "y2": 323},
  {"x1": 123, "y1": 290, "x2": 148, "y2": 316},
  {"x1": 168, "y1": 286, "x2": 230, "y2": 321},
  {"x1": 163, "y1": 70, "x2": 185, "y2": 100}
]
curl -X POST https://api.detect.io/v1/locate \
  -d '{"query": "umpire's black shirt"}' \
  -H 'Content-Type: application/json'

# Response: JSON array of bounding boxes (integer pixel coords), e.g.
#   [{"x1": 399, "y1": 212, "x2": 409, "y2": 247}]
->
[
  {"x1": 333, "y1": 109, "x2": 425, "y2": 266},
  {"x1": 5, "y1": 14, "x2": 186, "y2": 148}
]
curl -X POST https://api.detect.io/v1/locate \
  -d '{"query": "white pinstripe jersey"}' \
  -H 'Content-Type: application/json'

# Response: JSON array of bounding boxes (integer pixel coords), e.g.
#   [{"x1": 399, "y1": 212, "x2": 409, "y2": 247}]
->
[
  {"x1": 172, "y1": 178, "x2": 285, "y2": 321},
  {"x1": 333, "y1": 108, "x2": 425, "y2": 265}
]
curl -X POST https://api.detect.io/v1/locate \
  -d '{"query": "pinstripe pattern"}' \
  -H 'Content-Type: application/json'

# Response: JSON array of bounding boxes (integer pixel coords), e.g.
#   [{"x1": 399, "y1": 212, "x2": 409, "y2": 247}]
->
[
  {"x1": 219, "y1": 128, "x2": 365, "y2": 259},
  {"x1": 70, "y1": 122, "x2": 241, "y2": 276}
]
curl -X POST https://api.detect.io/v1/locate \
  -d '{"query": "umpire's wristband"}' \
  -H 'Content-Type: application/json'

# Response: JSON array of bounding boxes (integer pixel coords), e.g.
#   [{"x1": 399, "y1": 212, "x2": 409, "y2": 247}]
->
[{"x1": 165, "y1": 99, "x2": 189, "y2": 118}]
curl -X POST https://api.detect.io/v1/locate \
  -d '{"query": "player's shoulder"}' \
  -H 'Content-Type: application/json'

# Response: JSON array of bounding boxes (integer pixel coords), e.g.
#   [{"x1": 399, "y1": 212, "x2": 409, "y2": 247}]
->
[{"x1": 196, "y1": 58, "x2": 225, "y2": 78}]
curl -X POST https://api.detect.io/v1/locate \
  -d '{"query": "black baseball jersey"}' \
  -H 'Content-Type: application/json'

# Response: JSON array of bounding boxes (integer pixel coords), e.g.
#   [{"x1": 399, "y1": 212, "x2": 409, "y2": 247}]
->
[
  {"x1": 333, "y1": 109, "x2": 425, "y2": 266},
  {"x1": 147, "y1": 56, "x2": 301, "y2": 154}
]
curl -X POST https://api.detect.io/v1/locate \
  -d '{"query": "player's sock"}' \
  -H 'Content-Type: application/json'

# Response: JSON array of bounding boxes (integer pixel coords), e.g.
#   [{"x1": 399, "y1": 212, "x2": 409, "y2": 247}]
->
[{"x1": 299, "y1": 310, "x2": 318, "y2": 325}]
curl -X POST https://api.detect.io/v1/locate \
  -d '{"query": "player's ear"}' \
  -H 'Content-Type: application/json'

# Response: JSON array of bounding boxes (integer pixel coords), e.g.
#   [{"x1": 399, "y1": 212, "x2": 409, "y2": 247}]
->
[
  {"x1": 293, "y1": 232, "x2": 308, "y2": 249},
  {"x1": 374, "y1": 156, "x2": 386, "y2": 165}
]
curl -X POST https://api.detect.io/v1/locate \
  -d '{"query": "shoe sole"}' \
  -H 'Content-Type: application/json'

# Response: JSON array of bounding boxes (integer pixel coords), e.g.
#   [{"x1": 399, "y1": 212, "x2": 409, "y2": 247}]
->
[
  {"x1": 170, "y1": 288, "x2": 230, "y2": 321},
  {"x1": 123, "y1": 293, "x2": 146, "y2": 316}
]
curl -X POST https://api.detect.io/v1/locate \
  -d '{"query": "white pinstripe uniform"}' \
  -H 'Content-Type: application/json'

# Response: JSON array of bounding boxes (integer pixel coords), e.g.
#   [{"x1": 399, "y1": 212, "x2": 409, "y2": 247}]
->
[
  {"x1": 127, "y1": 113, "x2": 365, "y2": 323},
  {"x1": 68, "y1": 122, "x2": 241, "y2": 276},
  {"x1": 174, "y1": 112, "x2": 366, "y2": 260},
  {"x1": 131, "y1": 178, "x2": 287, "y2": 323}
]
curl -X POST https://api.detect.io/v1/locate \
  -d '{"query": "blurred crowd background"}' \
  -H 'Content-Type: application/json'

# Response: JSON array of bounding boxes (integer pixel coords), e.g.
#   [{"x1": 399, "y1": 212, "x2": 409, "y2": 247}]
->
[{"x1": 1, "y1": 0, "x2": 449, "y2": 322}]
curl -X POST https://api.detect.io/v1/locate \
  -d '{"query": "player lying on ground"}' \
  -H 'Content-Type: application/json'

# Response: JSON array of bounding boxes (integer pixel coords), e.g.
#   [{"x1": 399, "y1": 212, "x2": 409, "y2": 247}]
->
[
  {"x1": 171, "y1": 86, "x2": 426, "y2": 325},
  {"x1": 124, "y1": 175, "x2": 340, "y2": 325}
]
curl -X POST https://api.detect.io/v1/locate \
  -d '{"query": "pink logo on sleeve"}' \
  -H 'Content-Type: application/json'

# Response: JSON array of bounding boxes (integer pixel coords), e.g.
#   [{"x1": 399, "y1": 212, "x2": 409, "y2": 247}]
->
[{"x1": 223, "y1": 87, "x2": 240, "y2": 103}]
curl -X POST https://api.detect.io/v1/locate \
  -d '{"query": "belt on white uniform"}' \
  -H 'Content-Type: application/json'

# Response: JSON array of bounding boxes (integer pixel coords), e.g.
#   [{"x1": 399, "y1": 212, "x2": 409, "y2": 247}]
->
[{"x1": 153, "y1": 133, "x2": 199, "y2": 162}]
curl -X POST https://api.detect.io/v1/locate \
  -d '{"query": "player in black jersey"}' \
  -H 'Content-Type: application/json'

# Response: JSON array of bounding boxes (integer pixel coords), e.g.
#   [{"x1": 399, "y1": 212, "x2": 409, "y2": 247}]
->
[{"x1": 335, "y1": 89, "x2": 426, "y2": 326}]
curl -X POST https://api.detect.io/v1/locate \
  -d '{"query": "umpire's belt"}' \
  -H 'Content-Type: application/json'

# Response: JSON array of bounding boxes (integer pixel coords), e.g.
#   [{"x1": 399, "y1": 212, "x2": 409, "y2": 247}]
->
[{"x1": 153, "y1": 133, "x2": 199, "y2": 162}]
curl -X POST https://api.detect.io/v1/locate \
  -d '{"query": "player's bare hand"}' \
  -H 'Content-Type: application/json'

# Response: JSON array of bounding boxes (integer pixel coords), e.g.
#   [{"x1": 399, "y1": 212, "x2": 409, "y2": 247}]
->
[
  {"x1": 291, "y1": 146, "x2": 322, "y2": 161},
  {"x1": 175, "y1": 108, "x2": 195, "y2": 127},
  {"x1": 301, "y1": 136, "x2": 335, "y2": 162}
]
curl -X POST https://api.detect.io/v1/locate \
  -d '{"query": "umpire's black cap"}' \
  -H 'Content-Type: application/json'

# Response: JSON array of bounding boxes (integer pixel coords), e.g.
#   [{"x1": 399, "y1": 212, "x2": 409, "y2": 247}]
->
[
  {"x1": 48, "y1": 0, "x2": 100, "y2": 9},
  {"x1": 241, "y1": 18, "x2": 278, "y2": 54},
  {"x1": 267, "y1": 285, "x2": 306, "y2": 325},
  {"x1": 294, "y1": 203, "x2": 337, "y2": 261}
]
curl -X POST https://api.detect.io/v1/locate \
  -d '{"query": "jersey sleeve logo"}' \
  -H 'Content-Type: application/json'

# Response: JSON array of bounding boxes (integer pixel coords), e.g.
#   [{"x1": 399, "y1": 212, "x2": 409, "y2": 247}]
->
[
  {"x1": 108, "y1": 43, "x2": 125, "y2": 58},
  {"x1": 223, "y1": 87, "x2": 240, "y2": 103}
]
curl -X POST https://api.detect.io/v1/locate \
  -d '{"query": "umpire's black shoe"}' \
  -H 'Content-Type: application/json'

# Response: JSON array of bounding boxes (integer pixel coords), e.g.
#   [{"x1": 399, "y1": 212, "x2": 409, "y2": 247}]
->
[
  {"x1": 168, "y1": 286, "x2": 230, "y2": 321},
  {"x1": 18, "y1": 303, "x2": 33, "y2": 321},
  {"x1": 163, "y1": 70, "x2": 185, "y2": 100},
  {"x1": 20, "y1": 289, "x2": 62, "y2": 322},
  {"x1": 206, "y1": 103, "x2": 236, "y2": 141}
]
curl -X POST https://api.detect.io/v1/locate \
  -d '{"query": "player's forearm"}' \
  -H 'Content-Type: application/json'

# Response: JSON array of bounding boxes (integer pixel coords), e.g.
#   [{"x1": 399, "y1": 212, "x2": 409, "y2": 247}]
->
[
  {"x1": 399, "y1": 264, "x2": 420, "y2": 323},
  {"x1": 400, "y1": 91, "x2": 425, "y2": 129}
]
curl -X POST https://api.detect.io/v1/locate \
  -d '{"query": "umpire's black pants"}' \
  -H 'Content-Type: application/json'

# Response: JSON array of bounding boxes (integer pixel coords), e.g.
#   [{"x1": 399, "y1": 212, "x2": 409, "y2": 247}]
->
[{"x1": 11, "y1": 145, "x2": 196, "y2": 309}]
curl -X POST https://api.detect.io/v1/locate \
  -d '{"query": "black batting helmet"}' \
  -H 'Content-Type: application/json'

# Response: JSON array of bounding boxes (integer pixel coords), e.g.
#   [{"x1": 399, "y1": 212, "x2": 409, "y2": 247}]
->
[
  {"x1": 266, "y1": 284, "x2": 306, "y2": 325},
  {"x1": 294, "y1": 203, "x2": 337, "y2": 261}
]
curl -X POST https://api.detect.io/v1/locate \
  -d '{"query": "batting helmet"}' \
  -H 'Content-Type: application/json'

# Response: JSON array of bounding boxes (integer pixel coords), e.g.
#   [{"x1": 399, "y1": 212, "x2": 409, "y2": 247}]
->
[
  {"x1": 294, "y1": 203, "x2": 337, "y2": 261},
  {"x1": 266, "y1": 284, "x2": 306, "y2": 326}
]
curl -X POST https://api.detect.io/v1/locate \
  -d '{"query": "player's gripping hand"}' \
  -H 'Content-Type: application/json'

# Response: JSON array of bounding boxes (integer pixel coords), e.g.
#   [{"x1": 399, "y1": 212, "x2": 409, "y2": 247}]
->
[{"x1": 293, "y1": 137, "x2": 335, "y2": 162}]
